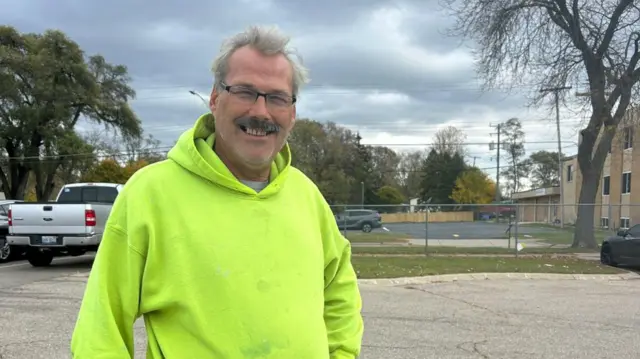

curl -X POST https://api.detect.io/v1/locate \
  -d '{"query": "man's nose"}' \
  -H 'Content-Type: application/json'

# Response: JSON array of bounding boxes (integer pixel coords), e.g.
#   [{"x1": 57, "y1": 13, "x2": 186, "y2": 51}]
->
[{"x1": 247, "y1": 95, "x2": 271, "y2": 118}]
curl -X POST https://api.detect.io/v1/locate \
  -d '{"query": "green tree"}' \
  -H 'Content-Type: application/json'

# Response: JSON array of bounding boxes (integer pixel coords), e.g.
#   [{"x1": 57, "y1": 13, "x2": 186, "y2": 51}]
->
[
  {"x1": 444, "y1": 0, "x2": 640, "y2": 248},
  {"x1": 419, "y1": 149, "x2": 467, "y2": 208},
  {"x1": 529, "y1": 150, "x2": 560, "y2": 188},
  {"x1": 0, "y1": 26, "x2": 142, "y2": 200},
  {"x1": 37, "y1": 131, "x2": 97, "y2": 200},
  {"x1": 351, "y1": 133, "x2": 374, "y2": 205},
  {"x1": 56, "y1": 131, "x2": 99, "y2": 186},
  {"x1": 373, "y1": 185, "x2": 406, "y2": 213},
  {"x1": 288, "y1": 119, "x2": 353, "y2": 205},
  {"x1": 368, "y1": 146, "x2": 401, "y2": 190},
  {"x1": 376, "y1": 185, "x2": 406, "y2": 204},
  {"x1": 451, "y1": 168, "x2": 496, "y2": 205}
]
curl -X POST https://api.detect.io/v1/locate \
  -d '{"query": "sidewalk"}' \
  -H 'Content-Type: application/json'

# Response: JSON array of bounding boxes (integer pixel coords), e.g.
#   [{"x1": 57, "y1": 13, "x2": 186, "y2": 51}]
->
[
  {"x1": 358, "y1": 271, "x2": 639, "y2": 286},
  {"x1": 410, "y1": 238, "x2": 549, "y2": 248},
  {"x1": 349, "y1": 238, "x2": 551, "y2": 248}
]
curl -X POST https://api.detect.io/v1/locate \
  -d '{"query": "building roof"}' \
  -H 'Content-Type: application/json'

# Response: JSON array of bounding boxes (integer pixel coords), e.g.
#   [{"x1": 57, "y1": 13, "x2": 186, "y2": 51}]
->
[{"x1": 511, "y1": 186, "x2": 560, "y2": 200}]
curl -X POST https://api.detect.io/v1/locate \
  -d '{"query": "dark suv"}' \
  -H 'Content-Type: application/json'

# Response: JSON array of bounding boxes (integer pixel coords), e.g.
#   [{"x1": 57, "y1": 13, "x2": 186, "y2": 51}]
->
[{"x1": 335, "y1": 209, "x2": 382, "y2": 232}]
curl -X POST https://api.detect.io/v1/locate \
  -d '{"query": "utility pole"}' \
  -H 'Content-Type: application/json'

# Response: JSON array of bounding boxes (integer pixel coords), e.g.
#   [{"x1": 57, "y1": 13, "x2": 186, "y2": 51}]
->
[
  {"x1": 489, "y1": 123, "x2": 502, "y2": 202},
  {"x1": 490, "y1": 123, "x2": 502, "y2": 222},
  {"x1": 360, "y1": 181, "x2": 364, "y2": 209},
  {"x1": 540, "y1": 86, "x2": 572, "y2": 229}
]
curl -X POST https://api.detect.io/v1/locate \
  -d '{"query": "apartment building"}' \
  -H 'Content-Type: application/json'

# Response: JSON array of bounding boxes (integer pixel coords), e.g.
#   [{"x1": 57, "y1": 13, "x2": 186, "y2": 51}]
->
[
  {"x1": 562, "y1": 106, "x2": 640, "y2": 230},
  {"x1": 512, "y1": 186, "x2": 560, "y2": 223}
]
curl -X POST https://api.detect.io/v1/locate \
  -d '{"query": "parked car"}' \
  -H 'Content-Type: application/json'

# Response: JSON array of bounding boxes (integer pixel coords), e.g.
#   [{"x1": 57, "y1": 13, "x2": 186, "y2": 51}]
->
[
  {"x1": 335, "y1": 209, "x2": 382, "y2": 233},
  {"x1": 0, "y1": 199, "x2": 25, "y2": 263},
  {"x1": 6, "y1": 182, "x2": 123, "y2": 267},
  {"x1": 600, "y1": 225, "x2": 640, "y2": 267}
]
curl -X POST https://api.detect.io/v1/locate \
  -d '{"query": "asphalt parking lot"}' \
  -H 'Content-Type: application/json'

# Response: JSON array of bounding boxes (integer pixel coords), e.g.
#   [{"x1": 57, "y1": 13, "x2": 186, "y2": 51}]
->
[
  {"x1": 381, "y1": 221, "x2": 574, "y2": 240},
  {"x1": 0, "y1": 256, "x2": 639, "y2": 358}
]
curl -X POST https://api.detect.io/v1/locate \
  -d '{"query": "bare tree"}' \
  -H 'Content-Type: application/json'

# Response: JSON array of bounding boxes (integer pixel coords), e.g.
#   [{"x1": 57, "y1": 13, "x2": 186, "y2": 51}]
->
[
  {"x1": 397, "y1": 150, "x2": 428, "y2": 199},
  {"x1": 121, "y1": 133, "x2": 166, "y2": 163},
  {"x1": 444, "y1": 0, "x2": 640, "y2": 248},
  {"x1": 432, "y1": 126, "x2": 468, "y2": 157},
  {"x1": 500, "y1": 118, "x2": 530, "y2": 195},
  {"x1": 83, "y1": 128, "x2": 167, "y2": 164}
]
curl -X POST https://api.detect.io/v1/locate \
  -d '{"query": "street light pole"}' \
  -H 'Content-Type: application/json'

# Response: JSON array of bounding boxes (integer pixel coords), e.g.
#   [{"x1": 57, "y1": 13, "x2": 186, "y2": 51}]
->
[
  {"x1": 189, "y1": 90, "x2": 209, "y2": 107},
  {"x1": 360, "y1": 182, "x2": 364, "y2": 209}
]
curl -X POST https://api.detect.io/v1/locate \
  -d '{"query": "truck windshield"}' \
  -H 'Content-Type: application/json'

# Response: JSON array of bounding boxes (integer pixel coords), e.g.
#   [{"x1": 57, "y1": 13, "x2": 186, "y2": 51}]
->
[{"x1": 56, "y1": 186, "x2": 119, "y2": 204}]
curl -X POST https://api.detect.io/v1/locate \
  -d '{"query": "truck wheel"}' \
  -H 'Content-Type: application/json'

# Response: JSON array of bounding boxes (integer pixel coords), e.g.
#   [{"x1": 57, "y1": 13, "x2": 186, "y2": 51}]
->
[
  {"x1": 27, "y1": 250, "x2": 54, "y2": 267},
  {"x1": 0, "y1": 243, "x2": 11, "y2": 263}
]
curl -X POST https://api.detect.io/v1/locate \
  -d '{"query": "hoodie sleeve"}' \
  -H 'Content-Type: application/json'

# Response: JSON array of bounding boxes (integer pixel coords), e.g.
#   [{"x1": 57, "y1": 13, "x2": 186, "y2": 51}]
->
[
  {"x1": 70, "y1": 193, "x2": 146, "y2": 358},
  {"x1": 322, "y1": 205, "x2": 364, "y2": 359}
]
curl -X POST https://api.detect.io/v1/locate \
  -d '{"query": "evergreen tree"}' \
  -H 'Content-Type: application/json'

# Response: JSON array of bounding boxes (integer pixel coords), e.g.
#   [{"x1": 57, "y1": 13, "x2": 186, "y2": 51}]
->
[{"x1": 419, "y1": 149, "x2": 467, "y2": 209}]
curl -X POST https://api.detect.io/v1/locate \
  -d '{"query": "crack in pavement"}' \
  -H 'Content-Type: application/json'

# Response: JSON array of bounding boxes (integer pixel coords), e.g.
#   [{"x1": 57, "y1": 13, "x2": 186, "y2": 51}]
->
[
  {"x1": 363, "y1": 313, "x2": 455, "y2": 323},
  {"x1": 362, "y1": 343, "x2": 431, "y2": 350},
  {"x1": 504, "y1": 308, "x2": 637, "y2": 331},
  {"x1": 456, "y1": 340, "x2": 490, "y2": 359},
  {"x1": 404, "y1": 285, "x2": 508, "y2": 318}
]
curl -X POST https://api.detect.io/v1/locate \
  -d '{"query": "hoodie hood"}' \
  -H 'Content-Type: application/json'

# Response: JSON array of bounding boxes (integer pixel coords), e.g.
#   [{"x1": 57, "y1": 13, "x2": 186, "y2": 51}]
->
[{"x1": 167, "y1": 113, "x2": 292, "y2": 197}]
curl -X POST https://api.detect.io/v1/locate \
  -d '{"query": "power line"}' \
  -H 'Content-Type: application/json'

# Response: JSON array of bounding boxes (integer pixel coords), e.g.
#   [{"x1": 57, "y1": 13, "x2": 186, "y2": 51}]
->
[
  {"x1": 489, "y1": 122, "x2": 502, "y2": 202},
  {"x1": 0, "y1": 140, "x2": 575, "y2": 162},
  {"x1": 130, "y1": 81, "x2": 550, "y2": 95}
]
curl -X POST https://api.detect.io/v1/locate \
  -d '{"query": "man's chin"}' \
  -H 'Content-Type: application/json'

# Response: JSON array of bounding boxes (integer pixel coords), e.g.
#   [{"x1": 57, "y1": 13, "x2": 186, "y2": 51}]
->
[{"x1": 237, "y1": 152, "x2": 275, "y2": 168}]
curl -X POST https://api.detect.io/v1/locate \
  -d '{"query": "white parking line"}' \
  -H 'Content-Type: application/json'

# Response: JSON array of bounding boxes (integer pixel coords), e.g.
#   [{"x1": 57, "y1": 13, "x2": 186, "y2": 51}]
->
[
  {"x1": 0, "y1": 261, "x2": 30, "y2": 269},
  {"x1": 0, "y1": 254, "x2": 93, "y2": 270}
]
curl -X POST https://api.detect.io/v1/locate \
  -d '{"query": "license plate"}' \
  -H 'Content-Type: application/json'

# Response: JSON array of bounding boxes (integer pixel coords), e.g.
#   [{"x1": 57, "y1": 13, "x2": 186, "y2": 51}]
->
[{"x1": 41, "y1": 236, "x2": 57, "y2": 244}]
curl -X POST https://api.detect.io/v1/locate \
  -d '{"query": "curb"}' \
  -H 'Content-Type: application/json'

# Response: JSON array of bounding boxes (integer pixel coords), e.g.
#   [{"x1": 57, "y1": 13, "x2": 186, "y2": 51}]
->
[
  {"x1": 70, "y1": 269, "x2": 637, "y2": 285},
  {"x1": 357, "y1": 272, "x2": 639, "y2": 286}
]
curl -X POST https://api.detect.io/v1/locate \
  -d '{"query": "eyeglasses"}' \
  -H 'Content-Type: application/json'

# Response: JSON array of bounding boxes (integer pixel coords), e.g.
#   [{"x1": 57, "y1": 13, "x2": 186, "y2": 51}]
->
[{"x1": 219, "y1": 82, "x2": 296, "y2": 109}]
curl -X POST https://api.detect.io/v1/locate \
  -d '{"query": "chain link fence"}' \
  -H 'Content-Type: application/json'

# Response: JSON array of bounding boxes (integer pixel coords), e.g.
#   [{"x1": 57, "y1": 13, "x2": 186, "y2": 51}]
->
[{"x1": 330, "y1": 203, "x2": 620, "y2": 255}]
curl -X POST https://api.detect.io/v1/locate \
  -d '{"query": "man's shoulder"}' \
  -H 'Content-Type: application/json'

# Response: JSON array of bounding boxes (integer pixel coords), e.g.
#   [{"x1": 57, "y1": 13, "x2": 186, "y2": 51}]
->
[
  {"x1": 287, "y1": 166, "x2": 321, "y2": 192},
  {"x1": 122, "y1": 159, "x2": 185, "y2": 192},
  {"x1": 286, "y1": 166, "x2": 332, "y2": 207}
]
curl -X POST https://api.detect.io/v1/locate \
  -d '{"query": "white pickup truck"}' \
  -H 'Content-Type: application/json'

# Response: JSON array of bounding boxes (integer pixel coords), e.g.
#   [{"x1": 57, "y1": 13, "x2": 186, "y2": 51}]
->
[{"x1": 6, "y1": 182, "x2": 123, "y2": 267}]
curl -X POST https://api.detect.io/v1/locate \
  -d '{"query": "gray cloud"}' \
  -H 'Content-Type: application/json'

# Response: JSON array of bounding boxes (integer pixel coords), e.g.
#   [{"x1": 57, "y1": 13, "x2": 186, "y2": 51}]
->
[{"x1": 1, "y1": 0, "x2": 574, "y2": 173}]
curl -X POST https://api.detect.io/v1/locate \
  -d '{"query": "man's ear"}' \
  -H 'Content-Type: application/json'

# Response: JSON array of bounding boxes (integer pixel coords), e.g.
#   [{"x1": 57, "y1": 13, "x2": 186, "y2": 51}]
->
[{"x1": 209, "y1": 87, "x2": 218, "y2": 112}]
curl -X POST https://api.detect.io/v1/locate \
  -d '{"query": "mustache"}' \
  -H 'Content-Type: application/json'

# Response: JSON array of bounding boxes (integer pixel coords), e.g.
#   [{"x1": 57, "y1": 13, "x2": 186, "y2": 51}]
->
[{"x1": 234, "y1": 117, "x2": 281, "y2": 134}]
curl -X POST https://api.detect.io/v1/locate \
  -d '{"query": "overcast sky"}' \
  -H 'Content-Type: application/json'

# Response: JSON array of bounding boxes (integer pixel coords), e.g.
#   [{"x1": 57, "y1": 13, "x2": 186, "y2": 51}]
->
[{"x1": 2, "y1": 0, "x2": 589, "y2": 179}]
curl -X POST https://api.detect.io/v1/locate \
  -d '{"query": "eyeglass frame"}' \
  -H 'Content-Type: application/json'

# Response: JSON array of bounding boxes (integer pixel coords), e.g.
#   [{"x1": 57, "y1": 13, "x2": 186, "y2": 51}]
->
[{"x1": 218, "y1": 81, "x2": 297, "y2": 108}]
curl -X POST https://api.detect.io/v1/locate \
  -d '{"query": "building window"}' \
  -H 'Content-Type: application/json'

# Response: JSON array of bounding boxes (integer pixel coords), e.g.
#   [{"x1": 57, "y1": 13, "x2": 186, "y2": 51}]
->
[
  {"x1": 622, "y1": 172, "x2": 632, "y2": 194},
  {"x1": 602, "y1": 176, "x2": 610, "y2": 195},
  {"x1": 624, "y1": 127, "x2": 633, "y2": 150},
  {"x1": 566, "y1": 164, "x2": 573, "y2": 182},
  {"x1": 620, "y1": 217, "x2": 630, "y2": 229},
  {"x1": 600, "y1": 217, "x2": 609, "y2": 229}
]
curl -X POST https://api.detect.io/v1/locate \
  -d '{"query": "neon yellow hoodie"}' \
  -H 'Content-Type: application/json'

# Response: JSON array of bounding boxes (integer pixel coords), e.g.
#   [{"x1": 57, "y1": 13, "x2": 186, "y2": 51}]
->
[{"x1": 70, "y1": 113, "x2": 364, "y2": 358}]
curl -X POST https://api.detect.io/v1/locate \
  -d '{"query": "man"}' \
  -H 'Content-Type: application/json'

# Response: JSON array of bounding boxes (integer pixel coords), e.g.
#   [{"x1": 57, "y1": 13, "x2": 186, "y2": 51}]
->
[{"x1": 70, "y1": 25, "x2": 364, "y2": 358}]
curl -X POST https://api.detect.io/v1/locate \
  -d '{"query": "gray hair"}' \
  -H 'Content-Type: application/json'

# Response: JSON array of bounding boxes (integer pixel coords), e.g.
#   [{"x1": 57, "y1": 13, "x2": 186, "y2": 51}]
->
[{"x1": 211, "y1": 25, "x2": 310, "y2": 96}]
